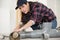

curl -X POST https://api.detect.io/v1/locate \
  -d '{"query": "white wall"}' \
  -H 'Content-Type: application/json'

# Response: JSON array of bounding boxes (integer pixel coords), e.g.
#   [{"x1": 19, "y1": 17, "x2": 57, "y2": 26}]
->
[
  {"x1": 27, "y1": 0, "x2": 47, "y2": 6},
  {"x1": 47, "y1": 0, "x2": 60, "y2": 27},
  {"x1": 0, "y1": 0, "x2": 11, "y2": 35},
  {"x1": 0, "y1": 0, "x2": 17, "y2": 35},
  {"x1": 10, "y1": 0, "x2": 17, "y2": 32},
  {"x1": 56, "y1": 0, "x2": 60, "y2": 27}
]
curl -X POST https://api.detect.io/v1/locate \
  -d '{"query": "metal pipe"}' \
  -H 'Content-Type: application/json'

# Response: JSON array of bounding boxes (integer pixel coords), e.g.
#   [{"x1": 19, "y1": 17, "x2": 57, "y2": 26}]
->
[
  {"x1": 20, "y1": 29, "x2": 60, "y2": 38},
  {"x1": 20, "y1": 30, "x2": 42, "y2": 38}
]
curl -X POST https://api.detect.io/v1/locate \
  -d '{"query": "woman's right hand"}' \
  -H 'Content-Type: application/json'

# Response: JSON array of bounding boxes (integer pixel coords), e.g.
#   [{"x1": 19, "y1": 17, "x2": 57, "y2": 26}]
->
[{"x1": 13, "y1": 27, "x2": 20, "y2": 32}]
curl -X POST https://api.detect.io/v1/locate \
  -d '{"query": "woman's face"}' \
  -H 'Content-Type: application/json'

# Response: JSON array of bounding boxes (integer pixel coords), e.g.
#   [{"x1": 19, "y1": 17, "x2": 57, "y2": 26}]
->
[{"x1": 19, "y1": 3, "x2": 30, "y2": 14}]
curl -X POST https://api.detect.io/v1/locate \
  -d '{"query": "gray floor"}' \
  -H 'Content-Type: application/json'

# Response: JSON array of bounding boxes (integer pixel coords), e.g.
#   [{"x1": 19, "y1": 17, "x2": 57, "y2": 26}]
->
[
  {"x1": 21, "y1": 38, "x2": 60, "y2": 40},
  {"x1": 0, "y1": 37, "x2": 60, "y2": 40}
]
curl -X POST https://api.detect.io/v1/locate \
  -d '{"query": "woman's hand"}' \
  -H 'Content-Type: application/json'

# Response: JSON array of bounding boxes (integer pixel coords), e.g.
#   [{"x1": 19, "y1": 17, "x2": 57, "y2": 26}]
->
[
  {"x1": 13, "y1": 27, "x2": 20, "y2": 32},
  {"x1": 14, "y1": 29, "x2": 21, "y2": 32}
]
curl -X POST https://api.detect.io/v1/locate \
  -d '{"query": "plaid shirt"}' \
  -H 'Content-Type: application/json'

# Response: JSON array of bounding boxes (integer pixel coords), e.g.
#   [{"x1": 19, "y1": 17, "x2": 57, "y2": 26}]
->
[{"x1": 22, "y1": 2, "x2": 56, "y2": 24}]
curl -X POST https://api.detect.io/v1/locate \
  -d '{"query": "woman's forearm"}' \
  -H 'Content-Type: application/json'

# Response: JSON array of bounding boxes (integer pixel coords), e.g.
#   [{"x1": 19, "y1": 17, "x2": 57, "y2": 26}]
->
[{"x1": 19, "y1": 20, "x2": 35, "y2": 31}]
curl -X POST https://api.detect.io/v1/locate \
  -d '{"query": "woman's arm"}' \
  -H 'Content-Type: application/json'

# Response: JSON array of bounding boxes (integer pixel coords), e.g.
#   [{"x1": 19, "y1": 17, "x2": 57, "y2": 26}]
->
[{"x1": 16, "y1": 20, "x2": 35, "y2": 32}]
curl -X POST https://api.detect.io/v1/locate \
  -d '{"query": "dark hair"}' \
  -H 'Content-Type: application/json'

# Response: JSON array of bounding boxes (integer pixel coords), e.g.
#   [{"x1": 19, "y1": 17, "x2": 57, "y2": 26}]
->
[
  {"x1": 24, "y1": 2, "x2": 27, "y2": 5},
  {"x1": 15, "y1": 0, "x2": 27, "y2": 10}
]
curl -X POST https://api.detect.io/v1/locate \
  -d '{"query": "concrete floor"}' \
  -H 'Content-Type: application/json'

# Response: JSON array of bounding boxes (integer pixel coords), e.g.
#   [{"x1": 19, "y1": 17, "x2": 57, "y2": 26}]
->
[
  {"x1": 21, "y1": 38, "x2": 60, "y2": 40},
  {"x1": 0, "y1": 38, "x2": 60, "y2": 40}
]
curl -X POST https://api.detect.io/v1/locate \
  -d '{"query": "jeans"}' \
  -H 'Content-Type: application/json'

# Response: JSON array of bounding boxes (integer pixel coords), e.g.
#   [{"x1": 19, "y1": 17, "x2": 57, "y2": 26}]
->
[
  {"x1": 52, "y1": 18, "x2": 57, "y2": 29},
  {"x1": 31, "y1": 18, "x2": 57, "y2": 33}
]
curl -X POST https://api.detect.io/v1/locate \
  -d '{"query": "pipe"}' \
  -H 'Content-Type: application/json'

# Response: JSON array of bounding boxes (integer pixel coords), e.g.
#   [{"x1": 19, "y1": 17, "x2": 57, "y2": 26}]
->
[{"x1": 20, "y1": 29, "x2": 60, "y2": 38}]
